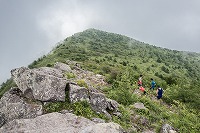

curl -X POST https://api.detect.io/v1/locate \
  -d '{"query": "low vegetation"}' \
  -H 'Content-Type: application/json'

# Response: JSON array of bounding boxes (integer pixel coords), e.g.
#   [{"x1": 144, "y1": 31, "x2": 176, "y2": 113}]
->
[{"x1": 1, "y1": 29, "x2": 200, "y2": 132}]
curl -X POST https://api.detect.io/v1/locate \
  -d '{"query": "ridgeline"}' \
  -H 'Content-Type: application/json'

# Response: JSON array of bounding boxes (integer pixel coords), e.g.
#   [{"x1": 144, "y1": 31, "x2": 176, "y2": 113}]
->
[{"x1": 0, "y1": 29, "x2": 200, "y2": 132}]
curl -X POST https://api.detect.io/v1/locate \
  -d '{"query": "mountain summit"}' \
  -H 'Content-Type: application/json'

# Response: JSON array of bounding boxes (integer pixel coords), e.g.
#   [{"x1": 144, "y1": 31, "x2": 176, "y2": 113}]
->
[{"x1": 0, "y1": 29, "x2": 200, "y2": 132}]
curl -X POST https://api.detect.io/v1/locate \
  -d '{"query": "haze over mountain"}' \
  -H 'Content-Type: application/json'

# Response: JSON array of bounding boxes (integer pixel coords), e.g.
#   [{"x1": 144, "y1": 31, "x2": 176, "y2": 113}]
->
[
  {"x1": 0, "y1": 28, "x2": 199, "y2": 132},
  {"x1": 1, "y1": 0, "x2": 200, "y2": 84}
]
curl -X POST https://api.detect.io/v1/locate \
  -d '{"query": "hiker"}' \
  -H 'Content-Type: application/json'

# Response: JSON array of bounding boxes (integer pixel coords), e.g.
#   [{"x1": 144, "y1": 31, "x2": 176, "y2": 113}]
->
[
  {"x1": 150, "y1": 78, "x2": 156, "y2": 90},
  {"x1": 156, "y1": 86, "x2": 163, "y2": 99},
  {"x1": 139, "y1": 85, "x2": 146, "y2": 94},
  {"x1": 138, "y1": 75, "x2": 143, "y2": 86}
]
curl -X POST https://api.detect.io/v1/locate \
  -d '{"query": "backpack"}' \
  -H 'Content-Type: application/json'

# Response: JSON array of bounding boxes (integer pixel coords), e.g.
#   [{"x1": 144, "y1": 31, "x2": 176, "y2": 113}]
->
[
  {"x1": 158, "y1": 88, "x2": 163, "y2": 96},
  {"x1": 151, "y1": 81, "x2": 156, "y2": 87}
]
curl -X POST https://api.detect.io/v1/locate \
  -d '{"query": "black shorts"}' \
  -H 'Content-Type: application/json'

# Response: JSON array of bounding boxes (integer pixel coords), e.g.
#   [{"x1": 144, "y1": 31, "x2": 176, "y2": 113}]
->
[{"x1": 157, "y1": 95, "x2": 162, "y2": 99}]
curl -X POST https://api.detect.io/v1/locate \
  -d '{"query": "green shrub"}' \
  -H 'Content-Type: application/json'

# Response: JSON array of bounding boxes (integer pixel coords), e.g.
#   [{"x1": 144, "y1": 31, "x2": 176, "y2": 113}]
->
[
  {"x1": 72, "y1": 101, "x2": 108, "y2": 119},
  {"x1": 65, "y1": 72, "x2": 76, "y2": 79},
  {"x1": 0, "y1": 79, "x2": 17, "y2": 98},
  {"x1": 112, "y1": 105, "x2": 131, "y2": 129},
  {"x1": 46, "y1": 64, "x2": 53, "y2": 67},
  {"x1": 43, "y1": 100, "x2": 108, "y2": 120},
  {"x1": 77, "y1": 79, "x2": 88, "y2": 88}
]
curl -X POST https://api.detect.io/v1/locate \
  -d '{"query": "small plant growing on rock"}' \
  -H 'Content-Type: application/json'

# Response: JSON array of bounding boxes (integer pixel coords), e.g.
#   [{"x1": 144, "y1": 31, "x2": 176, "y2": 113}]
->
[
  {"x1": 77, "y1": 79, "x2": 88, "y2": 88},
  {"x1": 65, "y1": 72, "x2": 76, "y2": 79}
]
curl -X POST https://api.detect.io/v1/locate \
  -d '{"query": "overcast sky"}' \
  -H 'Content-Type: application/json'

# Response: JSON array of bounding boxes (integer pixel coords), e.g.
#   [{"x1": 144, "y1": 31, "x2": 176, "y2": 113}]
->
[{"x1": 0, "y1": 0, "x2": 200, "y2": 84}]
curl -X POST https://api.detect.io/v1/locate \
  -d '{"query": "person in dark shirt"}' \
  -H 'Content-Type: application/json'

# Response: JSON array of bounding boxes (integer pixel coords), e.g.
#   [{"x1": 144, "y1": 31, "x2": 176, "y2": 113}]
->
[{"x1": 156, "y1": 85, "x2": 163, "y2": 99}]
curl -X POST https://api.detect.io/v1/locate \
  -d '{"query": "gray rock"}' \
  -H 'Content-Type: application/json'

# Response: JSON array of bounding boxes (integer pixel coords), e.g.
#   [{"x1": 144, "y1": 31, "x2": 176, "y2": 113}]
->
[
  {"x1": 59, "y1": 109, "x2": 73, "y2": 114},
  {"x1": 91, "y1": 118, "x2": 105, "y2": 123},
  {"x1": 107, "y1": 98, "x2": 119, "y2": 111},
  {"x1": 66, "y1": 60, "x2": 81, "y2": 68},
  {"x1": 68, "y1": 83, "x2": 118, "y2": 118},
  {"x1": 113, "y1": 112, "x2": 122, "y2": 117},
  {"x1": 54, "y1": 62, "x2": 72, "y2": 72},
  {"x1": 36, "y1": 67, "x2": 64, "y2": 78},
  {"x1": 9, "y1": 87, "x2": 23, "y2": 96},
  {"x1": 169, "y1": 130, "x2": 177, "y2": 133},
  {"x1": 89, "y1": 92, "x2": 107, "y2": 114},
  {"x1": 0, "y1": 112, "x2": 124, "y2": 133},
  {"x1": 127, "y1": 126, "x2": 137, "y2": 133},
  {"x1": 139, "y1": 117, "x2": 149, "y2": 126},
  {"x1": 133, "y1": 102, "x2": 147, "y2": 110},
  {"x1": 68, "y1": 83, "x2": 89, "y2": 103},
  {"x1": 0, "y1": 113, "x2": 5, "y2": 128},
  {"x1": 133, "y1": 89, "x2": 142, "y2": 96},
  {"x1": 0, "y1": 89, "x2": 43, "y2": 127},
  {"x1": 106, "y1": 98, "x2": 120, "y2": 117},
  {"x1": 80, "y1": 122, "x2": 125, "y2": 133},
  {"x1": 11, "y1": 67, "x2": 67, "y2": 101},
  {"x1": 71, "y1": 65, "x2": 107, "y2": 88},
  {"x1": 160, "y1": 124, "x2": 177, "y2": 133},
  {"x1": 132, "y1": 114, "x2": 150, "y2": 128}
]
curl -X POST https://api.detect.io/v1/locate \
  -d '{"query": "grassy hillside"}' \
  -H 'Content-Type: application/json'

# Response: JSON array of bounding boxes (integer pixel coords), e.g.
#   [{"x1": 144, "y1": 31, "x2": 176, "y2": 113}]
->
[
  {"x1": 1, "y1": 28, "x2": 200, "y2": 132},
  {"x1": 27, "y1": 28, "x2": 200, "y2": 109}
]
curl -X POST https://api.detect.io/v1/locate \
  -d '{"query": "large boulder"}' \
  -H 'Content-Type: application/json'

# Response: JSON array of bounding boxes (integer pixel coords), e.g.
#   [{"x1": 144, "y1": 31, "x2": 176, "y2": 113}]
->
[
  {"x1": 0, "y1": 112, "x2": 124, "y2": 133},
  {"x1": 0, "y1": 87, "x2": 43, "y2": 127},
  {"x1": 11, "y1": 67, "x2": 67, "y2": 101},
  {"x1": 89, "y1": 92, "x2": 107, "y2": 112},
  {"x1": 89, "y1": 92, "x2": 109, "y2": 116},
  {"x1": 54, "y1": 62, "x2": 72, "y2": 72},
  {"x1": 68, "y1": 83, "x2": 90, "y2": 103}
]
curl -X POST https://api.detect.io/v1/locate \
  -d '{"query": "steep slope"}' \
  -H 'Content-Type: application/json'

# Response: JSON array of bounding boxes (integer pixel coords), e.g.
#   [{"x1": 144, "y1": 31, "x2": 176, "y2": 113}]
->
[
  {"x1": 27, "y1": 28, "x2": 200, "y2": 109},
  {"x1": 1, "y1": 28, "x2": 200, "y2": 132}
]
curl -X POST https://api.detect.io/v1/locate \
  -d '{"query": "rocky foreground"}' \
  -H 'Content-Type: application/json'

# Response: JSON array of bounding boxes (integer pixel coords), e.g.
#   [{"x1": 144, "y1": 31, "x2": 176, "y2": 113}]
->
[
  {"x1": 0, "y1": 61, "x2": 124, "y2": 133},
  {"x1": 0, "y1": 61, "x2": 176, "y2": 133},
  {"x1": 0, "y1": 112, "x2": 123, "y2": 133}
]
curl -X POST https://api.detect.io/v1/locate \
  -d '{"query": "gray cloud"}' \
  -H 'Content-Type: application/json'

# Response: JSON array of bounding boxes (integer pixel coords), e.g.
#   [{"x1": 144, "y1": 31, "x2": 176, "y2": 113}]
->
[{"x1": 0, "y1": 0, "x2": 200, "y2": 84}]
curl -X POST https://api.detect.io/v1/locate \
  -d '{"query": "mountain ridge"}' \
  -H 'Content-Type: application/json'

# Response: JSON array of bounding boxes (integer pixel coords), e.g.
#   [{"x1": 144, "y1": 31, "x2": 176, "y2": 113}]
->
[{"x1": 0, "y1": 28, "x2": 200, "y2": 132}]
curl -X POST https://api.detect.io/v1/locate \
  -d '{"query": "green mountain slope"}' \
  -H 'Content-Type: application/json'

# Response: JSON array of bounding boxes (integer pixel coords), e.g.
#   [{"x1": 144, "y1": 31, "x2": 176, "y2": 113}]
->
[
  {"x1": 27, "y1": 28, "x2": 200, "y2": 108},
  {"x1": 1, "y1": 28, "x2": 200, "y2": 132}
]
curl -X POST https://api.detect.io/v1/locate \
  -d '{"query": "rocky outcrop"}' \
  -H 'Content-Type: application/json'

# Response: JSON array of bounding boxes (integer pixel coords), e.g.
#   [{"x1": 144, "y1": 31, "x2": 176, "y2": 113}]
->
[
  {"x1": 10, "y1": 63, "x2": 118, "y2": 118},
  {"x1": 0, "y1": 61, "x2": 181, "y2": 132},
  {"x1": 0, "y1": 112, "x2": 124, "y2": 133},
  {"x1": 0, "y1": 62, "x2": 124, "y2": 131},
  {"x1": 68, "y1": 83, "x2": 119, "y2": 118},
  {"x1": 71, "y1": 65, "x2": 107, "y2": 88},
  {"x1": 11, "y1": 67, "x2": 67, "y2": 102},
  {"x1": 0, "y1": 87, "x2": 43, "y2": 126}
]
